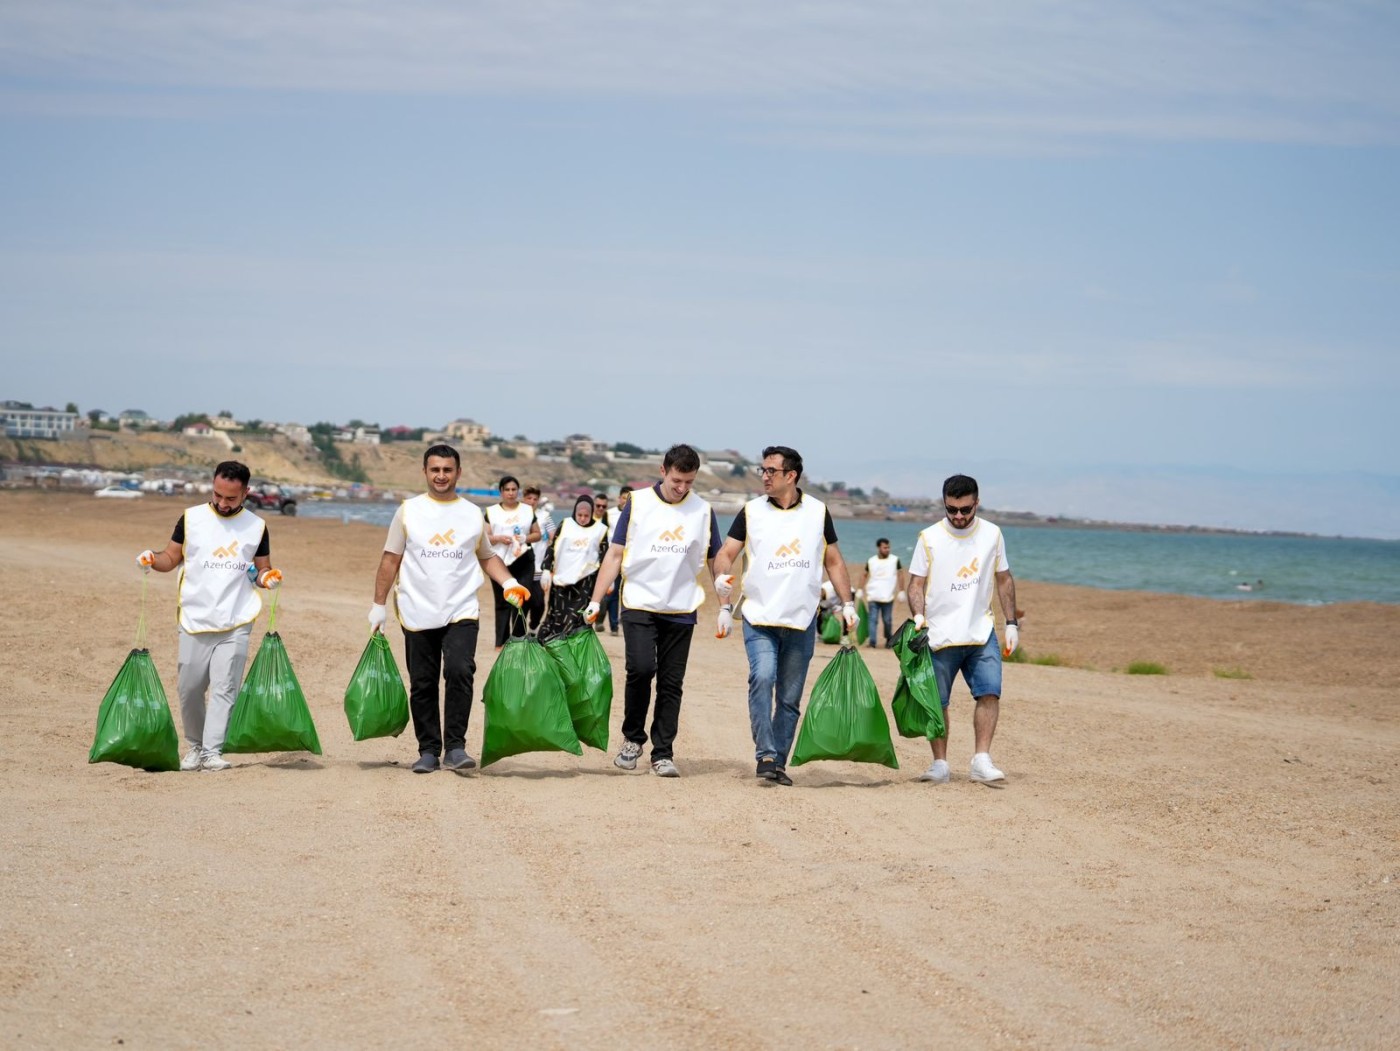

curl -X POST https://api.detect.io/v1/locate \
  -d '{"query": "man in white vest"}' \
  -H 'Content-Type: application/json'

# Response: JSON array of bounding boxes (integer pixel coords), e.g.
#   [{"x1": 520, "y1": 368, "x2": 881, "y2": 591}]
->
[
  {"x1": 136, "y1": 460, "x2": 283, "y2": 772},
  {"x1": 483, "y1": 474, "x2": 542, "y2": 650},
  {"x1": 906, "y1": 474, "x2": 1020, "y2": 785},
  {"x1": 369, "y1": 445, "x2": 530, "y2": 774},
  {"x1": 712, "y1": 445, "x2": 858, "y2": 786},
  {"x1": 585, "y1": 445, "x2": 722, "y2": 778},
  {"x1": 859, "y1": 538, "x2": 906, "y2": 649}
]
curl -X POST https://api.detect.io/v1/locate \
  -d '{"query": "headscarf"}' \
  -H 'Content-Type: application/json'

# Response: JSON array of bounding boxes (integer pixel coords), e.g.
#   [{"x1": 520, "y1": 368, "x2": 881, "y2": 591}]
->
[{"x1": 572, "y1": 494, "x2": 595, "y2": 526}]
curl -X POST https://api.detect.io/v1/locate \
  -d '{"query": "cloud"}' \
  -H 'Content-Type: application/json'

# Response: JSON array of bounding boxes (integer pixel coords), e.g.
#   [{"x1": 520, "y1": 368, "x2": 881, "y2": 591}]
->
[{"x1": 2, "y1": 2, "x2": 1397, "y2": 149}]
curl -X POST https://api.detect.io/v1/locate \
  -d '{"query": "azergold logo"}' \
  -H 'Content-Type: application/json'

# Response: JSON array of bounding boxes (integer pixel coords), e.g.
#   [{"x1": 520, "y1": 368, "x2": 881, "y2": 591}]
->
[
  {"x1": 212, "y1": 542, "x2": 240, "y2": 559},
  {"x1": 659, "y1": 525, "x2": 685, "y2": 543},
  {"x1": 774, "y1": 539, "x2": 802, "y2": 558},
  {"x1": 429, "y1": 529, "x2": 457, "y2": 546},
  {"x1": 956, "y1": 557, "x2": 980, "y2": 579}
]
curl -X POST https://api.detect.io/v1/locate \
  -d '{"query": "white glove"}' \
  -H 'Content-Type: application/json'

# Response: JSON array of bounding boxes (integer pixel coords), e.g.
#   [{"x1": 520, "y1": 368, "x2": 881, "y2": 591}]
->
[
  {"x1": 715, "y1": 573, "x2": 735, "y2": 600},
  {"x1": 842, "y1": 602, "x2": 858, "y2": 631},
  {"x1": 137, "y1": 549, "x2": 155, "y2": 572},
  {"x1": 584, "y1": 601, "x2": 601, "y2": 624},
  {"x1": 368, "y1": 603, "x2": 387, "y2": 631},
  {"x1": 1003, "y1": 624, "x2": 1020, "y2": 656},
  {"x1": 540, "y1": 570, "x2": 552, "y2": 591},
  {"x1": 913, "y1": 614, "x2": 926, "y2": 631},
  {"x1": 897, "y1": 590, "x2": 906, "y2": 603},
  {"x1": 716, "y1": 606, "x2": 733, "y2": 639},
  {"x1": 854, "y1": 588, "x2": 864, "y2": 601},
  {"x1": 502, "y1": 576, "x2": 529, "y2": 608}
]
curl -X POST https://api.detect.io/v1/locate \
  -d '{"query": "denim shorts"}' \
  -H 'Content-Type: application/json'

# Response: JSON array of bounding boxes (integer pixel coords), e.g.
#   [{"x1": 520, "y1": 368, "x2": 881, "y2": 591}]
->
[{"x1": 930, "y1": 634, "x2": 1003, "y2": 706}]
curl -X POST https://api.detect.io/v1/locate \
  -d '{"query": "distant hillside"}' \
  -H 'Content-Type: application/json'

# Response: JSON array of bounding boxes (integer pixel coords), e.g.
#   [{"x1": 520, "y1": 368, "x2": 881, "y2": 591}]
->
[{"x1": 0, "y1": 430, "x2": 740, "y2": 497}]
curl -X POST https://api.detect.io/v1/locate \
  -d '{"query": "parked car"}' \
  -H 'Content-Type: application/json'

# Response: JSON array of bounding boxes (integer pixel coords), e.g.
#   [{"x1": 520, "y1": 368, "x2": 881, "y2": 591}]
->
[
  {"x1": 94, "y1": 485, "x2": 143, "y2": 500},
  {"x1": 246, "y1": 484, "x2": 298, "y2": 516}
]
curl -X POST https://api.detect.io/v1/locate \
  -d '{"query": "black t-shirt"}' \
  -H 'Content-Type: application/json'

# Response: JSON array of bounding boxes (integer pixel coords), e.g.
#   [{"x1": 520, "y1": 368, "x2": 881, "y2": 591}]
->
[
  {"x1": 171, "y1": 510, "x2": 271, "y2": 557},
  {"x1": 726, "y1": 491, "x2": 838, "y2": 545}
]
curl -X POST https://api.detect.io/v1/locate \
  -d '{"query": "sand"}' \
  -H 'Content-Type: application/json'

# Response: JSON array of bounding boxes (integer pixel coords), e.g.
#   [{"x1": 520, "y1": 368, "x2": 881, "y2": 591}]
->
[{"x1": 2, "y1": 491, "x2": 1397, "y2": 1050}]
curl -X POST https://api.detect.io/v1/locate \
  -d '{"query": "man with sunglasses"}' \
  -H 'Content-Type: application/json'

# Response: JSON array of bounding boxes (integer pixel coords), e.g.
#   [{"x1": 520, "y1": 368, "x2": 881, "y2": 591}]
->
[
  {"x1": 712, "y1": 446, "x2": 857, "y2": 786},
  {"x1": 906, "y1": 474, "x2": 1020, "y2": 785}
]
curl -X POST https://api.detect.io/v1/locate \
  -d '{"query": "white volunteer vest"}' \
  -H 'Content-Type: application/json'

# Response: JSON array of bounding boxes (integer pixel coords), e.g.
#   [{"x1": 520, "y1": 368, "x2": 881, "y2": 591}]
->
[
  {"x1": 740, "y1": 495, "x2": 828, "y2": 629},
  {"x1": 395, "y1": 495, "x2": 488, "y2": 630},
  {"x1": 865, "y1": 554, "x2": 899, "y2": 603},
  {"x1": 178, "y1": 503, "x2": 266, "y2": 633},
  {"x1": 620, "y1": 487, "x2": 711, "y2": 614},
  {"x1": 550, "y1": 518, "x2": 606, "y2": 585},
  {"x1": 916, "y1": 519, "x2": 1009, "y2": 649},
  {"x1": 484, "y1": 502, "x2": 533, "y2": 567}
]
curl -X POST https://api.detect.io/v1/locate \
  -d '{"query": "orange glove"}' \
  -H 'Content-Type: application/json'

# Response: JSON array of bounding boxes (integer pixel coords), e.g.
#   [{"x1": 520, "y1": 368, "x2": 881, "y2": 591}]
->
[
  {"x1": 502, "y1": 577, "x2": 529, "y2": 607},
  {"x1": 257, "y1": 568, "x2": 283, "y2": 589}
]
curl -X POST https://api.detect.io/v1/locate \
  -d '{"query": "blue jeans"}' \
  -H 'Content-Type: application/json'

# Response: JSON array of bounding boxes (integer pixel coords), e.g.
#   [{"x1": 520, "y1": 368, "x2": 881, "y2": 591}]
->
[
  {"x1": 867, "y1": 600, "x2": 894, "y2": 647},
  {"x1": 742, "y1": 619, "x2": 818, "y2": 766},
  {"x1": 930, "y1": 633, "x2": 1003, "y2": 708}
]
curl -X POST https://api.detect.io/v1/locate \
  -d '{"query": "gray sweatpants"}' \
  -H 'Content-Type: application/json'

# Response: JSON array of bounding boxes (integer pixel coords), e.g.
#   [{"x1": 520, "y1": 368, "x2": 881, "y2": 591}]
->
[{"x1": 177, "y1": 624, "x2": 253, "y2": 753}]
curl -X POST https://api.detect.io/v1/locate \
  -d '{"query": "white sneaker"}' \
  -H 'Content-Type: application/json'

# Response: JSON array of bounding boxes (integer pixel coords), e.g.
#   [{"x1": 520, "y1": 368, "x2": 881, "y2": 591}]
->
[
  {"x1": 180, "y1": 747, "x2": 204, "y2": 772},
  {"x1": 651, "y1": 758, "x2": 680, "y2": 778},
  {"x1": 614, "y1": 741, "x2": 643, "y2": 771},
  {"x1": 918, "y1": 759, "x2": 950, "y2": 784},
  {"x1": 201, "y1": 751, "x2": 232, "y2": 772},
  {"x1": 969, "y1": 752, "x2": 1005, "y2": 783}
]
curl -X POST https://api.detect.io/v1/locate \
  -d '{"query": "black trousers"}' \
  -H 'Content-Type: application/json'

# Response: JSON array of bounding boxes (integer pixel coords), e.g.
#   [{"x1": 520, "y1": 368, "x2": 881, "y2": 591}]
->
[
  {"x1": 404, "y1": 619, "x2": 479, "y2": 757},
  {"x1": 620, "y1": 609, "x2": 695, "y2": 761},
  {"x1": 491, "y1": 550, "x2": 535, "y2": 646}
]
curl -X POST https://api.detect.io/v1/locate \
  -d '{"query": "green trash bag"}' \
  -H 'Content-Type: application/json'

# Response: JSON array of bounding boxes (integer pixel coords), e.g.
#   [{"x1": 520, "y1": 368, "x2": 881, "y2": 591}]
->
[
  {"x1": 790, "y1": 642, "x2": 898, "y2": 769},
  {"x1": 344, "y1": 632, "x2": 410, "y2": 741},
  {"x1": 481, "y1": 636, "x2": 583, "y2": 767},
  {"x1": 89, "y1": 648, "x2": 181, "y2": 772},
  {"x1": 224, "y1": 632, "x2": 323, "y2": 755},
  {"x1": 890, "y1": 618, "x2": 946, "y2": 740},
  {"x1": 544, "y1": 628, "x2": 613, "y2": 751},
  {"x1": 818, "y1": 612, "x2": 842, "y2": 644},
  {"x1": 855, "y1": 598, "x2": 869, "y2": 645}
]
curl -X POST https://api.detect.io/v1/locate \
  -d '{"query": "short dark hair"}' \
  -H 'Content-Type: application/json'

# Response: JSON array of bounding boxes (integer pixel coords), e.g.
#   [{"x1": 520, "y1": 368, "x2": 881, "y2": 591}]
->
[
  {"x1": 619, "y1": 485, "x2": 633, "y2": 496},
  {"x1": 663, "y1": 443, "x2": 701, "y2": 474},
  {"x1": 213, "y1": 461, "x2": 251, "y2": 486},
  {"x1": 523, "y1": 485, "x2": 541, "y2": 498},
  {"x1": 943, "y1": 474, "x2": 979, "y2": 500},
  {"x1": 423, "y1": 443, "x2": 460, "y2": 468},
  {"x1": 876, "y1": 537, "x2": 890, "y2": 546},
  {"x1": 761, "y1": 445, "x2": 803, "y2": 479},
  {"x1": 594, "y1": 492, "x2": 609, "y2": 502},
  {"x1": 498, "y1": 475, "x2": 520, "y2": 492}
]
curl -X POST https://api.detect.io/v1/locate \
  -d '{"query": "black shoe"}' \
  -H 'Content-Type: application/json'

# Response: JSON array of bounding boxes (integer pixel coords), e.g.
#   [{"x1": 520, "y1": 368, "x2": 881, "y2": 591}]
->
[
  {"x1": 756, "y1": 758, "x2": 779, "y2": 781},
  {"x1": 772, "y1": 767, "x2": 793, "y2": 787},
  {"x1": 444, "y1": 748, "x2": 477, "y2": 773},
  {"x1": 412, "y1": 753, "x2": 440, "y2": 774}
]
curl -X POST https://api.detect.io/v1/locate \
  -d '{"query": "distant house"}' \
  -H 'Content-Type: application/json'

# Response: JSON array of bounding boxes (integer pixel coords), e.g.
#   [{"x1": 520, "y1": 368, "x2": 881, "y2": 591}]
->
[
  {"x1": 208, "y1": 415, "x2": 242, "y2": 431},
  {"x1": 444, "y1": 418, "x2": 490, "y2": 448},
  {"x1": 118, "y1": 409, "x2": 160, "y2": 430},
  {"x1": 1, "y1": 402, "x2": 78, "y2": 439},
  {"x1": 352, "y1": 426, "x2": 380, "y2": 446},
  {"x1": 276, "y1": 423, "x2": 313, "y2": 444},
  {"x1": 565, "y1": 434, "x2": 605, "y2": 457},
  {"x1": 184, "y1": 422, "x2": 234, "y2": 450}
]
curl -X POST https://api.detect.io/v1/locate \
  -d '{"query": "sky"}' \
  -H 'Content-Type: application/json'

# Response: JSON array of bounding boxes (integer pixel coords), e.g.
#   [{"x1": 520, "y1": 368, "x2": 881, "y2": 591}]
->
[{"x1": 2, "y1": 1, "x2": 1398, "y2": 537}]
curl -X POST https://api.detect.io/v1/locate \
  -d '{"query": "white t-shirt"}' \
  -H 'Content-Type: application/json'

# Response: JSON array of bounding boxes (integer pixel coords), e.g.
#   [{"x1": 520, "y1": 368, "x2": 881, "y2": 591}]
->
[{"x1": 909, "y1": 518, "x2": 1010, "y2": 649}]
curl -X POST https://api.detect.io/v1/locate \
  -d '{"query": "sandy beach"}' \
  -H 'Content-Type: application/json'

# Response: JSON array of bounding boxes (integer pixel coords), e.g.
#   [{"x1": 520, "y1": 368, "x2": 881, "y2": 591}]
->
[{"x1": 2, "y1": 490, "x2": 1397, "y2": 1050}]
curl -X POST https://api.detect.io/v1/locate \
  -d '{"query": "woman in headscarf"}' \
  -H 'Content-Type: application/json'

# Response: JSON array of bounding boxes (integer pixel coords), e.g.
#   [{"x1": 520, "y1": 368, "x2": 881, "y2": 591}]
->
[{"x1": 537, "y1": 494, "x2": 610, "y2": 643}]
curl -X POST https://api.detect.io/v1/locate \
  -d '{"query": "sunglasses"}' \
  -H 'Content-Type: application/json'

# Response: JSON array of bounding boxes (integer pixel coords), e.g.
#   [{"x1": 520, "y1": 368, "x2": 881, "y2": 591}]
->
[{"x1": 944, "y1": 503, "x2": 977, "y2": 517}]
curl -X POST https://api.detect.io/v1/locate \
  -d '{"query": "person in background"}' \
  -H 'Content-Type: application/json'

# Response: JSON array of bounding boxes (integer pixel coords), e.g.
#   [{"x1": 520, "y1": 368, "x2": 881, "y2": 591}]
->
[
  {"x1": 591, "y1": 493, "x2": 610, "y2": 632},
  {"x1": 859, "y1": 537, "x2": 906, "y2": 649},
  {"x1": 585, "y1": 446, "x2": 722, "y2": 778},
  {"x1": 483, "y1": 475, "x2": 541, "y2": 648},
  {"x1": 522, "y1": 485, "x2": 554, "y2": 632},
  {"x1": 906, "y1": 474, "x2": 1019, "y2": 786},
  {"x1": 369, "y1": 445, "x2": 529, "y2": 774},
  {"x1": 136, "y1": 460, "x2": 283, "y2": 773},
  {"x1": 537, "y1": 495, "x2": 609, "y2": 643},
  {"x1": 600, "y1": 485, "x2": 632, "y2": 635}
]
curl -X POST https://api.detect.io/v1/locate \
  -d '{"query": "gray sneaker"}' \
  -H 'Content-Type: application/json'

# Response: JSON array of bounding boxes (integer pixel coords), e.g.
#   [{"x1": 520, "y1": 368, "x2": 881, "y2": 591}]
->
[
  {"x1": 200, "y1": 751, "x2": 231, "y2": 772},
  {"x1": 614, "y1": 741, "x2": 643, "y2": 771},
  {"x1": 444, "y1": 748, "x2": 477, "y2": 773},
  {"x1": 180, "y1": 747, "x2": 204, "y2": 772},
  {"x1": 412, "y1": 753, "x2": 440, "y2": 774},
  {"x1": 651, "y1": 757, "x2": 680, "y2": 778}
]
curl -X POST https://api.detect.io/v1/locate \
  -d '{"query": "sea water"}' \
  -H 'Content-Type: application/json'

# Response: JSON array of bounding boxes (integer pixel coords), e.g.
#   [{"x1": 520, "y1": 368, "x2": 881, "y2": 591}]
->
[{"x1": 300, "y1": 503, "x2": 1400, "y2": 606}]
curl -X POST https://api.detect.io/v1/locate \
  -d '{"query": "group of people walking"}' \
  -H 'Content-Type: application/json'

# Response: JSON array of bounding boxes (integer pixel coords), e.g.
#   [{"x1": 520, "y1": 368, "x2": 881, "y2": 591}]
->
[{"x1": 136, "y1": 444, "x2": 1020, "y2": 786}]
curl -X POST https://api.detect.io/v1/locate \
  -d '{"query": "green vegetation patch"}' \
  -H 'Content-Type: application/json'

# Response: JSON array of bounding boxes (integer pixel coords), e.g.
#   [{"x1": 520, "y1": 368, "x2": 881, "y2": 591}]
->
[{"x1": 1126, "y1": 661, "x2": 1168, "y2": 676}]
